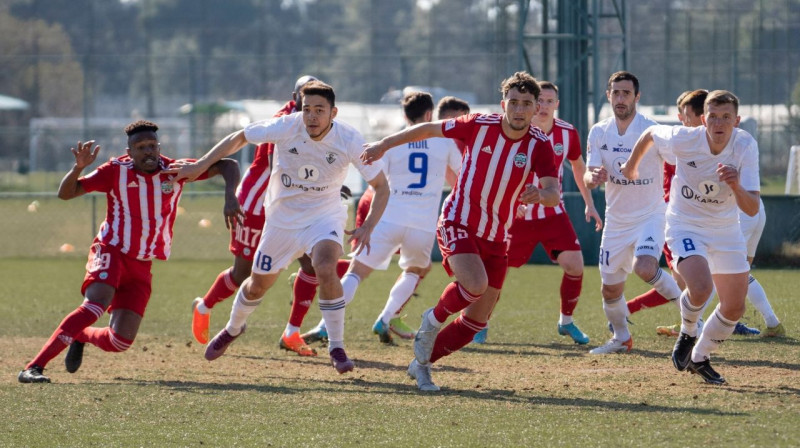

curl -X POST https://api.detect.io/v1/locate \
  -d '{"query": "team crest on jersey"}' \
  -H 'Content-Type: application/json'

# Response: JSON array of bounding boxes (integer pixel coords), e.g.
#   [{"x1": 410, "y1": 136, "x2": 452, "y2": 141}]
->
[
  {"x1": 326, "y1": 152, "x2": 337, "y2": 164},
  {"x1": 99, "y1": 272, "x2": 109, "y2": 280},
  {"x1": 243, "y1": 248, "x2": 251, "y2": 256},
  {"x1": 513, "y1": 152, "x2": 528, "y2": 168},
  {"x1": 161, "y1": 178, "x2": 174, "y2": 194},
  {"x1": 553, "y1": 143, "x2": 564, "y2": 156}
]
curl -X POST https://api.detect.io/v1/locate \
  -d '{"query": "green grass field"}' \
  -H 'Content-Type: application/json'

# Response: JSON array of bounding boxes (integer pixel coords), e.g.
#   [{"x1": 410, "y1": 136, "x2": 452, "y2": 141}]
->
[{"x1": 1, "y1": 258, "x2": 798, "y2": 447}]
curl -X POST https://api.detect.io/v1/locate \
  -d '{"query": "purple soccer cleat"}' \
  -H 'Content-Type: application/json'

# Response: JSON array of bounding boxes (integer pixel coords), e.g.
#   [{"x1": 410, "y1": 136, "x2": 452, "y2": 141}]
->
[
  {"x1": 204, "y1": 325, "x2": 246, "y2": 361},
  {"x1": 329, "y1": 347, "x2": 354, "y2": 374}
]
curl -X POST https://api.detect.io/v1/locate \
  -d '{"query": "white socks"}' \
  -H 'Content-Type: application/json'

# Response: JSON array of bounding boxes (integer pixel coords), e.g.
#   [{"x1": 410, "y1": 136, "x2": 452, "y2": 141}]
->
[
  {"x1": 649, "y1": 268, "x2": 682, "y2": 301},
  {"x1": 692, "y1": 305, "x2": 736, "y2": 363},
  {"x1": 603, "y1": 295, "x2": 630, "y2": 341},
  {"x1": 747, "y1": 275, "x2": 780, "y2": 327},
  {"x1": 319, "y1": 297, "x2": 346, "y2": 351},
  {"x1": 679, "y1": 289, "x2": 705, "y2": 337},
  {"x1": 284, "y1": 324, "x2": 300, "y2": 336},
  {"x1": 341, "y1": 273, "x2": 361, "y2": 306},
  {"x1": 559, "y1": 313, "x2": 573, "y2": 325},
  {"x1": 226, "y1": 288, "x2": 262, "y2": 336},
  {"x1": 378, "y1": 272, "x2": 419, "y2": 324}
]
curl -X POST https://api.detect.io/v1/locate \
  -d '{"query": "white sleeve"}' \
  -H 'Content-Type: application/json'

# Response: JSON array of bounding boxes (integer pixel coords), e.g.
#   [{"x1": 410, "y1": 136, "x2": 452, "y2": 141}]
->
[
  {"x1": 243, "y1": 115, "x2": 294, "y2": 145},
  {"x1": 739, "y1": 140, "x2": 760, "y2": 192},
  {"x1": 347, "y1": 129, "x2": 385, "y2": 182},
  {"x1": 650, "y1": 125, "x2": 677, "y2": 165},
  {"x1": 586, "y1": 127, "x2": 603, "y2": 168},
  {"x1": 447, "y1": 141, "x2": 463, "y2": 173}
]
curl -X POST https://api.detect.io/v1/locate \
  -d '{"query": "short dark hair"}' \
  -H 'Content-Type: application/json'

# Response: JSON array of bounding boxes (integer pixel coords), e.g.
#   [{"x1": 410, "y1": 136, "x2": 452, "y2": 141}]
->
[
  {"x1": 300, "y1": 80, "x2": 336, "y2": 108},
  {"x1": 500, "y1": 71, "x2": 540, "y2": 99},
  {"x1": 537, "y1": 81, "x2": 559, "y2": 97},
  {"x1": 676, "y1": 90, "x2": 693, "y2": 109},
  {"x1": 124, "y1": 120, "x2": 158, "y2": 137},
  {"x1": 607, "y1": 71, "x2": 640, "y2": 95},
  {"x1": 402, "y1": 91, "x2": 434, "y2": 123},
  {"x1": 436, "y1": 96, "x2": 470, "y2": 119},
  {"x1": 680, "y1": 89, "x2": 709, "y2": 117},
  {"x1": 704, "y1": 90, "x2": 739, "y2": 115}
]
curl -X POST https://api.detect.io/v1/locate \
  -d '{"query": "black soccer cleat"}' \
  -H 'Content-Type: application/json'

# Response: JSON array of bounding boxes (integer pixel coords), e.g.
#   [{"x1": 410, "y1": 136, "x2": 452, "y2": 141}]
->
[
  {"x1": 65, "y1": 341, "x2": 85, "y2": 373},
  {"x1": 687, "y1": 359, "x2": 726, "y2": 385},
  {"x1": 671, "y1": 332, "x2": 696, "y2": 371},
  {"x1": 18, "y1": 365, "x2": 51, "y2": 383}
]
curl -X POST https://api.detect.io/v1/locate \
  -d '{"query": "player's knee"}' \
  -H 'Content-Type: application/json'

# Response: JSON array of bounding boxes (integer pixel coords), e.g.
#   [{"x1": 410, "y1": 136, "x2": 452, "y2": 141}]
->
[
  {"x1": 460, "y1": 277, "x2": 488, "y2": 297},
  {"x1": 601, "y1": 284, "x2": 623, "y2": 300},
  {"x1": 633, "y1": 261, "x2": 657, "y2": 281},
  {"x1": 688, "y1": 282, "x2": 714, "y2": 305}
]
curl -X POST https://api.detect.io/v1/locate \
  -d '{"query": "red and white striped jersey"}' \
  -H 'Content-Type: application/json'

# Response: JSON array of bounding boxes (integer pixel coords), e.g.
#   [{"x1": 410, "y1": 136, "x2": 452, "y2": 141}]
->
[
  {"x1": 236, "y1": 100, "x2": 295, "y2": 215},
  {"x1": 79, "y1": 154, "x2": 208, "y2": 261},
  {"x1": 440, "y1": 113, "x2": 557, "y2": 242},
  {"x1": 520, "y1": 118, "x2": 582, "y2": 220}
]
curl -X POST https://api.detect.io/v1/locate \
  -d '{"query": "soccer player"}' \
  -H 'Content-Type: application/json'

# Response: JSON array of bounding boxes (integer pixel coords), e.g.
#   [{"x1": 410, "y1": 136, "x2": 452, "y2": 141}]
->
[
  {"x1": 172, "y1": 81, "x2": 389, "y2": 374},
  {"x1": 333, "y1": 91, "x2": 463, "y2": 344},
  {"x1": 299, "y1": 96, "x2": 471, "y2": 344},
  {"x1": 583, "y1": 71, "x2": 683, "y2": 354},
  {"x1": 621, "y1": 90, "x2": 760, "y2": 384},
  {"x1": 362, "y1": 71, "x2": 560, "y2": 391},
  {"x1": 18, "y1": 121, "x2": 241, "y2": 383},
  {"x1": 478, "y1": 80, "x2": 602, "y2": 346}
]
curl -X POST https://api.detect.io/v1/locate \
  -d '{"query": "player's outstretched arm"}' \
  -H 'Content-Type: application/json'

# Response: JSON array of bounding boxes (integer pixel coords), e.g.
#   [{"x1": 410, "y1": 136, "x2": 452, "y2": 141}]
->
[
  {"x1": 570, "y1": 157, "x2": 602, "y2": 231},
  {"x1": 58, "y1": 140, "x2": 100, "y2": 200},
  {"x1": 361, "y1": 122, "x2": 444, "y2": 165},
  {"x1": 206, "y1": 158, "x2": 244, "y2": 229},
  {"x1": 346, "y1": 171, "x2": 389, "y2": 255},
  {"x1": 620, "y1": 128, "x2": 655, "y2": 180},
  {"x1": 168, "y1": 130, "x2": 249, "y2": 182}
]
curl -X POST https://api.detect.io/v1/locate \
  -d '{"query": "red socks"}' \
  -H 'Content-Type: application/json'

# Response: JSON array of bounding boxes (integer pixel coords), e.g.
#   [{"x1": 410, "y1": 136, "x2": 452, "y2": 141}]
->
[
  {"x1": 288, "y1": 261, "x2": 349, "y2": 327},
  {"x1": 560, "y1": 273, "x2": 582, "y2": 316},
  {"x1": 202, "y1": 268, "x2": 240, "y2": 309},
  {"x1": 432, "y1": 282, "x2": 480, "y2": 323},
  {"x1": 627, "y1": 289, "x2": 669, "y2": 314},
  {"x1": 76, "y1": 327, "x2": 133, "y2": 352},
  {"x1": 430, "y1": 314, "x2": 486, "y2": 363},
  {"x1": 27, "y1": 300, "x2": 105, "y2": 369}
]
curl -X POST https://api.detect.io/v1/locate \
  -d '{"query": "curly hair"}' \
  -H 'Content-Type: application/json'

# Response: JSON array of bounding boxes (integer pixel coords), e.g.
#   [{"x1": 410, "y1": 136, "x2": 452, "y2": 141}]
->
[{"x1": 124, "y1": 120, "x2": 159, "y2": 137}]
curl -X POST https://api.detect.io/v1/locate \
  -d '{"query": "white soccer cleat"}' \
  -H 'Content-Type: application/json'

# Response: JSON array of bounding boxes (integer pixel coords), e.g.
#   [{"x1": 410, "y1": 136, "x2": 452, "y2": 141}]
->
[
  {"x1": 413, "y1": 308, "x2": 440, "y2": 364},
  {"x1": 407, "y1": 359, "x2": 440, "y2": 392},
  {"x1": 588, "y1": 337, "x2": 633, "y2": 354}
]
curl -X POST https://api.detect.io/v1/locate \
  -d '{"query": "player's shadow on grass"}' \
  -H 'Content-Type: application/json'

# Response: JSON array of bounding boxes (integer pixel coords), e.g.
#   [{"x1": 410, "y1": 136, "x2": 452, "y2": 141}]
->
[
  {"x1": 720, "y1": 384, "x2": 800, "y2": 398},
  {"x1": 715, "y1": 356, "x2": 800, "y2": 372},
  {"x1": 464, "y1": 341, "x2": 671, "y2": 360},
  {"x1": 731, "y1": 336, "x2": 800, "y2": 347}
]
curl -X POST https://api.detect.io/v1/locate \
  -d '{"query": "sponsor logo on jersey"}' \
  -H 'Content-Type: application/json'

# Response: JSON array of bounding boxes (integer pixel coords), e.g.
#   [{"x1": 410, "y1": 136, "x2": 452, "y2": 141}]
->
[
  {"x1": 600, "y1": 144, "x2": 608, "y2": 151},
  {"x1": 326, "y1": 152, "x2": 337, "y2": 164},
  {"x1": 481, "y1": 145, "x2": 492, "y2": 154},
  {"x1": 281, "y1": 173, "x2": 292, "y2": 187},
  {"x1": 681, "y1": 184, "x2": 723, "y2": 204},
  {"x1": 636, "y1": 245, "x2": 655, "y2": 251},
  {"x1": 687, "y1": 161, "x2": 697, "y2": 168},
  {"x1": 698, "y1": 180, "x2": 720, "y2": 197},
  {"x1": 613, "y1": 157, "x2": 626, "y2": 175},
  {"x1": 645, "y1": 236, "x2": 655, "y2": 242},
  {"x1": 288, "y1": 147, "x2": 299, "y2": 154},
  {"x1": 553, "y1": 143, "x2": 564, "y2": 156},
  {"x1": 612, "y1": 146, "x2": 631, "y2": 153},
  {"x1": 445, "y1": 119, "x2": 456, "y2": 131},
  {"x1": 329, "y1": 230, "x2": 338, "y2": 237},
  {"x1": 609, "y1": 175, "x2": 654, "y2": 186},
  {"x1": 127, "y1": 181, "x2": 138, "y2": 188},
  {"x1": 298, "y1": 165, "x2": 319, "y2": 181},
  {"x1": 513, "y1": 152, "x2": 528, "y2": 168}
]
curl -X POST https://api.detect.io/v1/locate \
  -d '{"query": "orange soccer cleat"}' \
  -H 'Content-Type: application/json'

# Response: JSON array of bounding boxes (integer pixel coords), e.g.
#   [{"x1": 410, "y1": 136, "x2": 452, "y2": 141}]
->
[
  {"x1": 192, "y1": 298, "x2": 210, "y2": 344},
  {"x1": 279, "y1": 332, "x2": 318, "y2": 357}
]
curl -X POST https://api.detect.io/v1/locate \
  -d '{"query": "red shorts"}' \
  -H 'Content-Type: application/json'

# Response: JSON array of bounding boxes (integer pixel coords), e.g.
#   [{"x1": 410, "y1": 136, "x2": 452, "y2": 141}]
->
[
  {"x1": 663, "y1": 242, "x2": 674, "y2": 270},
  {"x1": 229, "y1": 211, "x2": 265, "y2": 261},
  {"x1": 82, "y1": 242, "x2": 153, "y2": 317},
  {"x1": 507, "y1": 213, "x2": 581, "y2": 268},
  {"x1": 437, "y1": 221, "x2": 508, "y2": 289}
]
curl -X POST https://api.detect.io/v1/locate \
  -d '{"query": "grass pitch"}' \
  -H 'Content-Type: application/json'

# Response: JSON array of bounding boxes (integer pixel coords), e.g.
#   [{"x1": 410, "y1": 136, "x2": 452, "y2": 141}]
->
[{"x1": 1, "y1": 259, "x2": 798, "y2": 447}]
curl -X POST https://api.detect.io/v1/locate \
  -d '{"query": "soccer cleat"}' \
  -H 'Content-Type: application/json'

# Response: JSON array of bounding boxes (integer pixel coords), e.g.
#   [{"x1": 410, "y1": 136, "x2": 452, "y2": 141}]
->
[
  {"x1": 389, "y1": 316, "x2": 416, "y2": 339},
  {"x1": 687, "y1": 359, "x2": 726, "y2": 385},
  {"x1": 192, "y1": 297, "x2": 210, "y2": 344},
  {"x1": 472, "y1": 327, "x2": 488, "y2": 344},
  {"x1": 18, "y1": 365, "x2": 50, "y2": 383},
  {"x1": 558, "y1": 322, "x2": 590, "y2": 345},
  {"x1": 407, "y1": 359, "x2": 440, "y2": 392},
  {"x1": 588, "y1": 337, "x2": 633, "y2": 354},
  {"x1": 414, "y1": 308, "x2": 440, "y2": 364},
  {"x1": 301, "y1": 324, "x2": 328, "y2": 344},
  {"x1": 65, "y1": 341, "x2": 85, "y2": 373},
  {"x1": 656, "y1": 324, "x2": 680, "y2": 337},
  {"x1": 761, "y1": 323, "x2": 786, "y2": 338},
  {"x1": 671, "y1": 332, "x2": 697, "y2": 371},
  {"x1": 733, "y1": 322, "x2": 761, "y2": 336},
  {"x1": 607, "y1": 317, "x2": 634, "y2": 334},
  {"x1": 329, "y1": 347, "x2": 354, "y2": 374},
  {"x1": 372, "y1": 319, "x2": 394, "y2": 344},
  {"x1": 204, "y1": 325, "x2": 245, "y2": 361},
  {"x1": 279, "y1": 332, "x2": 317, "y2": 357}
]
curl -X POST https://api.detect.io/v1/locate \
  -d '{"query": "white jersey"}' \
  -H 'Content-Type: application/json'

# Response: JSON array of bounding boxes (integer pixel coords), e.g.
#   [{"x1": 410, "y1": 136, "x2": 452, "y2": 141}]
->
[
  {"x1": 244, "y1": 113, "x2": 384, "y2": 229},
  {"x1": 587, "y1": 112, "x2": 667, "y2": 227},
  {"x1": 379, "y1": 137, "x2": 462, "y2": 231},
  {"x1": 651, "y1": 125, "x2": 760, "y2": 229}
]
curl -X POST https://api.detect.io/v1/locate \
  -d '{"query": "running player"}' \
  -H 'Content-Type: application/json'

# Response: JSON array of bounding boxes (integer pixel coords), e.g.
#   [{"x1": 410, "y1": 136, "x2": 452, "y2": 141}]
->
[
  {"x1": 362, "y1": 71, "x2": 560, "y2": 391},
  {"x1": 172, "y1": 81, "x2": 389, "y2": 374},
  {"x1": 622, "y1": 90, "x2": 760, "y2": 384},
  {"x1": 18, "y1": 121, "x2": 241, "y2": 383},
  {"x1": 584, "y1": 71, "x2": 683, "y2": 354}
]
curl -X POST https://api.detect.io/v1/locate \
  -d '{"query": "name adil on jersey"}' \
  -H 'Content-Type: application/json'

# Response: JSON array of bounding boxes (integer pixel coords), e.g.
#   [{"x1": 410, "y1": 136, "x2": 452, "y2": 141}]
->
[{"x1": 408, "y1": 141, "x2": 429, "y2": 149}]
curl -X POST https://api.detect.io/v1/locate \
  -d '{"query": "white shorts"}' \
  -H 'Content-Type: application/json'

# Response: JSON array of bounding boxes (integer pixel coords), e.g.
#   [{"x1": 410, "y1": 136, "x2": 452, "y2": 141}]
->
[
  {"x1": 352, "y1": 220, "x2": 434, "y2": 271},
  {"x1": 599, "y1": 213, "x2": 665, "y2": 285},
  {"x1": 666, "y1": 221, "x2": 749, "y2": 275},
  {"x1": 739, "y1": 206, "x2": 766, "y2": 258},
  {"x1": 251, "y1": 217, "x2": 344, "y2": 275}
]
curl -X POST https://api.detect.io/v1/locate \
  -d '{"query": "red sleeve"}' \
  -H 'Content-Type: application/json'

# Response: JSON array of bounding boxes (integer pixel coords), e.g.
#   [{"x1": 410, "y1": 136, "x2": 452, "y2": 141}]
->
[
  {"x1": 78, "y1": 162, "x2": 115, "y2": 193},
  {"x1": 441, "y1": 113, "x2": 478, "y2": 142},
  {"x1": 533, "y1": 138, "x2": 558, "y2": 179},
  {"x1": 566, "y1": 127, "x2": 583, "y2": 161},
  {"x1": 663, "y1": 162, "x2": 675, "y2": 201}
]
